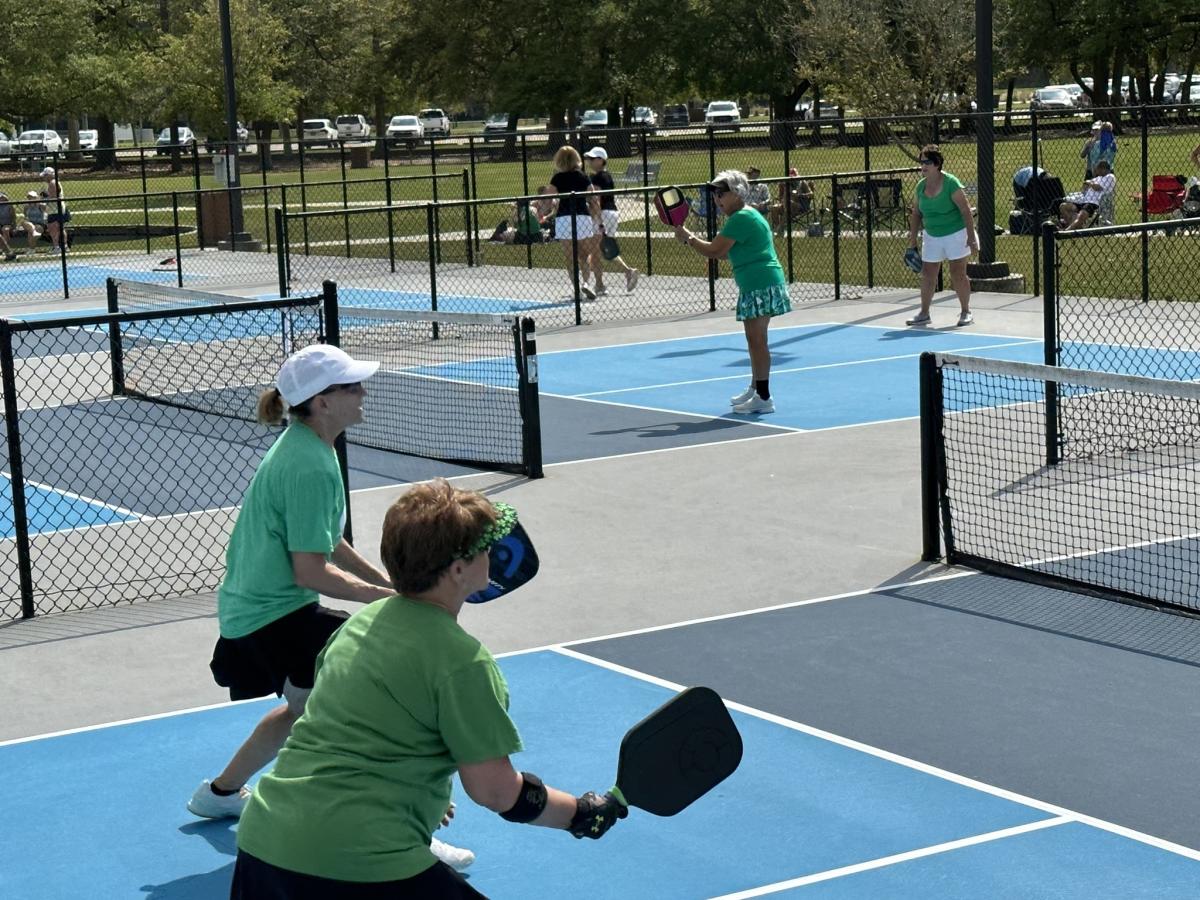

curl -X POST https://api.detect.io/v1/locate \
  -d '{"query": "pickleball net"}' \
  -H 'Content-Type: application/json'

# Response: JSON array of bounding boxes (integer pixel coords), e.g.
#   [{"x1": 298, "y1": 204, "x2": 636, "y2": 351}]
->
[
  {"x1": 109, "y1": 279, "x2": 542, "y2": 477},
  {"x1": 920, "y1": 352, "x2": 1200, "y2": 614}
]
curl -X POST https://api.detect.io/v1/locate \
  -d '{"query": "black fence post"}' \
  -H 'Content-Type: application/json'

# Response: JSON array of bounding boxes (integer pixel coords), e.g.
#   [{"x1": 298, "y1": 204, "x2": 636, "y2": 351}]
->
[
  {"x1": 427, "y1": 204, "x2": 439, "y2": 324},
  {"x1": 517, "y1": 318, "x2": 543, "y2": 479},
  {"x1": 1140, "y1": 108, "x2": 1149, "y2": 303},
  {"x1": 832, "y1": 174, "x2": 841, "y2": 300},
  {"x1": 641, "y1": 129, "x2": 653, "y2": 276},
  {"x1": 0, "y1": 322, "x2": 34, "y2": 619},
  {"x1": 320, "y1": 280, "x2": 354, "y2": 544},
  {"x1": 919, "y1": 352, "x2": 942, "y2": 561},
  {"x1": 275, "y1": 208, "x2": 288, "y2": 296},
  {"x1": 171, "y1": 192, "x2": 183, "y2": 288},
  {"x1": 1041, "y1": 221, "x2": 1060, "y2": 467},
  {"x1": 382, "y1": 135, "x2": 391, "y2": 182},
  {"x1": 706, "y1": 188, "x2": 717, "y2": 312},
  {"x1": 385, "y1": 176, "x2": 396, "y2": 273},
  {"x1": 462, "y1": 170, "x2": 473, "y2": 267},
  {"x1": 521, "y1": 136, "x2": 532, "y2": 270},
  {"x1": 55, "y1": 193, "x2": 69, "y2": 298},
  {"x1": 191, "y1": 141, "x2": 201, "y2": 192},
  {"x1": 708, "y1": 128, "x2": 716, "y2": 179},
  {"x1": 785, "y1": 174, "x2": 794, "y2": 283},
  {"x1": 865, "y1": 172, "x2": 875, "y2": 288},
  {"x1": 1031, "y1": 110, "x2": 1040, "y2": 296},
  {"x1": 571, "y1": 200, "x2": 582, "y2": 325},
  {"x1": 468, "y1": 136, "x2": 479, "y2": 252},
  {"x1": 431, "y1": 149, "x2": 441, "y2": 264},
  {"x1": 140, "y1": 149, "x2": 151, "y2": 256}
]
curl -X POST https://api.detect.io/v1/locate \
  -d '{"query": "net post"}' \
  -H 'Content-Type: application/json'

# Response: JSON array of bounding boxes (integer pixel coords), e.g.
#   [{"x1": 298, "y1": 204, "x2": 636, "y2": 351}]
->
[
  {"x1": 321, "y1": 280, "x2": 354, "y2": 543},
  {"x1": 1041, "y1": 221, "x2": 1060, "y2": 466},
  {"x1": 274, "y1": 207, "x2": 288, "y2": 296},
  {"x1": 106, "y1": 278, "x2": 126, "y2": 395},
  {"x1": 919, "y1": 352, "x2": 942, "y2": 561},
  {"x1": 517, "y1": 317, "x2": 543, "y2": 478},
  {"x1": 0, "y1": 322, "x2": 35, "y2": 619}
]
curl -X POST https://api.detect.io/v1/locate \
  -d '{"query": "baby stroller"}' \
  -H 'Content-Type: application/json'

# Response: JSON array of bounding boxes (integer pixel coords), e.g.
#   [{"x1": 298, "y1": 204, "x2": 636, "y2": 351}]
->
[{"x1": 1009, "y1": 166, "x2": 1064, "y2": 235}]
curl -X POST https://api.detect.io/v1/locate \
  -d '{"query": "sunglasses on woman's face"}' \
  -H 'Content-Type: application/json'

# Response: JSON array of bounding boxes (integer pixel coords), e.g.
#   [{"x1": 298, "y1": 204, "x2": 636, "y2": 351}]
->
[
  {"x1": 918, "y1": 159, "x2": 936, "y2": 165},
  {"x1": 711, "y1": 187, "x2": 729, "y2": 198}
]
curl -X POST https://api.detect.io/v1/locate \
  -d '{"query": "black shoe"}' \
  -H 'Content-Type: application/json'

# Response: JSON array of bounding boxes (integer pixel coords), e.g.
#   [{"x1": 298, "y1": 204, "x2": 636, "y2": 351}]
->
[{"x1": 488, "y1": 221, "x2": 508, "y2": 242}]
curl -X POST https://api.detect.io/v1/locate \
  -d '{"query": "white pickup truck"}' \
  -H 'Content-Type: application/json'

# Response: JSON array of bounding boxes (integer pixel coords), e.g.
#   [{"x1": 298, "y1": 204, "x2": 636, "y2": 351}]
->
[{"x1": 418, "y1": 108, "x2": 450, "y2": 137}]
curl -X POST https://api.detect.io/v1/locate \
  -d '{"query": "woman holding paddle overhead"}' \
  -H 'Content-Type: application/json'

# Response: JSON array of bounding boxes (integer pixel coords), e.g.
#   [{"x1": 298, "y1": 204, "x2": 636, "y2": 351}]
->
[
  {"x1": 674, "y1": 169, "x2": 790, "y2": 415},
  {"x1": 231, "y1": 481, "x2": 625, "y2": 899}
]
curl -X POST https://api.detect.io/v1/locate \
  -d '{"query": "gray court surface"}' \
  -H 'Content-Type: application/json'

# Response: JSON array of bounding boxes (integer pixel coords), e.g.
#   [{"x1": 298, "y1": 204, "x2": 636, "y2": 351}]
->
[{"x1": 10, "y1": 290, "x2": 1199, "y2": 876}]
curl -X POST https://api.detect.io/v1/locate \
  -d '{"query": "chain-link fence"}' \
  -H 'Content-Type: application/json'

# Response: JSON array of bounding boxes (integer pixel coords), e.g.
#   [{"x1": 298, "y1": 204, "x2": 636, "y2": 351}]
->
[
  {"x1": 0, "y1": 293, "x2": 325, "y2": 622},
  {"x1": 1046, "y1": 217, "x2": 1200, "y2": 380},
  {"x1": 0, "y1": 173, "x2": 463, "y2": 304},
  {"x1": 280, "y1": 167, "x2": 922, "y2": 331}
]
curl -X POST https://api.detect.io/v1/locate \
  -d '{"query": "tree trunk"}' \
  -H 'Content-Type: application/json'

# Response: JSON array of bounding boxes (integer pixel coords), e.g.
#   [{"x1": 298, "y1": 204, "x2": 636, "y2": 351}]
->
[
  {"x1": 169, "y1": 122, "x2": 182, "y2": 174},
  {"x1": 769, "y1": 82, "x2": 808, "y2": 152},
  {"x1": 606, "y1": 101, "x2": 630, "y2": 158},
  {"x1": 94, "y1": 116, "x2": 117, "y2": 169},
  {"x1": 281, "y1": 121, "x2": 292, "y2": 159},
  {"x1": 66, "y1": 115, "x2": 82, "y2": 161},
  {"x1": 1003, "y1": 78, "x2": 1015, "y2": 133}
]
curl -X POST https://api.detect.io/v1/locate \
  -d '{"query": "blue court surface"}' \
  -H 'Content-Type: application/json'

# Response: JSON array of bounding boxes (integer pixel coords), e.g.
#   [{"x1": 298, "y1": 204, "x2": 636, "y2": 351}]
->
[
  {"x1": 5, "y1": 575, "x2": 1200, "y2": 899},
  {"x1": 0, "y1": 263, "x2": 184, "y2": 293}
]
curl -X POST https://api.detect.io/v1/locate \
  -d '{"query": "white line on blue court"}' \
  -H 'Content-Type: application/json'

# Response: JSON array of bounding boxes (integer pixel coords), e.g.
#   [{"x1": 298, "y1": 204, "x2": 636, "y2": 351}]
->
[
  {"x1": 537, "y1": 389, "x2": 804, "y2": 430},
  {"x1": 551, "y1": 646, "x2": 1200, "y2": 863},
  {"x1": 571, "y1": 338, "x2": 1042, "y2": 398},
  {"x1": 706, "y1": 817, "x2": 1075, "y2": 898}
]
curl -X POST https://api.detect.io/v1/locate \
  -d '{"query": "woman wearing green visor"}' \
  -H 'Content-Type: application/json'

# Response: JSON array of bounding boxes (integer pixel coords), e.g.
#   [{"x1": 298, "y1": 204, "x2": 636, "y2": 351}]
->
[{"x1": 232, "y1": 480, "x2": 625, "y2": 899}]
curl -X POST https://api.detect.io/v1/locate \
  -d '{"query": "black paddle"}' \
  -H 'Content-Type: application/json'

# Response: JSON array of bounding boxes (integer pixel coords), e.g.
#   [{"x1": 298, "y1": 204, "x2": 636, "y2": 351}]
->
[
  {"x1": 609, "y1": 686, "x2": 743, "y2": 816},
  {"x1": 600, "y1": 234, "x2": 621, "y2": 260}
]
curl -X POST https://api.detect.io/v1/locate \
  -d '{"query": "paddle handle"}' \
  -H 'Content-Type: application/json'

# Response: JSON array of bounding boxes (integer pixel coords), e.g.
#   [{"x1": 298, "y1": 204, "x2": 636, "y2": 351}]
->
[{"x1": 608, "y1": 785, "x2": 628, "y2": 808}]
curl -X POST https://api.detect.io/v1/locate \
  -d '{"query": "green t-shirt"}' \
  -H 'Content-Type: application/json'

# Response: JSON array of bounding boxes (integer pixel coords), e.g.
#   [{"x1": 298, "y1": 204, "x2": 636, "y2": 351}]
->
[
  {"x1": 719, "y1": 207, "x2": 785, "y2": 292},
  {"x1": 236, "y1": 597, "x2": 524, "y2": 882},
  {"x1": 516, "y1": 205, "x2": 540, "y2": 236},
  {"x1": 916, "y1": 172, "x2": 966, "y2": 237},
  {"x1": 217, "y1": 422, "x2": 345, "y2": 638}
]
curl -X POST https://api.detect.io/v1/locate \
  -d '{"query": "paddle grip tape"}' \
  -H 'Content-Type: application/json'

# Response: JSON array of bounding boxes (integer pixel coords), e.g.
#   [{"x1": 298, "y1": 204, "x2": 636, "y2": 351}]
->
[{"x1": 499, "y1": 772, "x2": 547, "y2": 823}]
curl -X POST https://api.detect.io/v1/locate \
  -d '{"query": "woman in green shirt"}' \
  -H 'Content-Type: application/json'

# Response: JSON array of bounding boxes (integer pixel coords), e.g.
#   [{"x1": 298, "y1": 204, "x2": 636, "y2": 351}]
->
[
  {"x1": 674, "y1": 169, "x2": 790, "y2": 414},
  {"x1": 906, "y1": 144, "x2": 978, "y2": 327},
  {"x1": 187, "y1": 344, "x2": 476, "y2": 871},
  {"x1": 232, "y1": 481, "x2": 626, "y2": 898}
]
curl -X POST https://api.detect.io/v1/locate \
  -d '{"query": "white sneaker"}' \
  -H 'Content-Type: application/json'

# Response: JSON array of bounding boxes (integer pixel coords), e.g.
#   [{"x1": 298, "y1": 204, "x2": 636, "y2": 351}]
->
[
  {"x1": 626, "y1": 269, "x2": 639, "y2": 292},
  {"x1": 957, "y1": 311, "x2": 974, "y2": 327},
  {"x1": 906, "y1": 312, "x2": 932, "y2": 326},
  {"x1": 732, "y1": 394, "x2": 774, "y2": 414},
  {"x1": 187, "y1": 779, "x2": 251, "y2": 819},
  {"x1": 580, "y1": 284, "x2": 597, "y2": 301},
  {"x1": 430, "y1": 836, "x2": 475, "y2": 871},
  {"x1": 730, "y1": 384, "x2": 756, "y2": 405}
]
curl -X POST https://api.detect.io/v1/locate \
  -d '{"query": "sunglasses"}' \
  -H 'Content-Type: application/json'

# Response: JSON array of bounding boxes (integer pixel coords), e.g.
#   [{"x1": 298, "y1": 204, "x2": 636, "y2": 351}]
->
[
  {"x1": 319, "y1": 381, "x2": 363, "y2": 395},
  {"x1": 710, "y1": 186, "x2": 730, "y2": 198},
  {"x1": 918, "y1": 159, "x2": 937, "y2": 166}
]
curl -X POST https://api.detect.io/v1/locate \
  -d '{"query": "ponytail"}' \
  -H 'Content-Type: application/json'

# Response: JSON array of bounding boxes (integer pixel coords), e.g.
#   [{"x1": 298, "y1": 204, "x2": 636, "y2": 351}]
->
[{"x1": 256, "y1": 387, "x2": 285, "y2": 425}]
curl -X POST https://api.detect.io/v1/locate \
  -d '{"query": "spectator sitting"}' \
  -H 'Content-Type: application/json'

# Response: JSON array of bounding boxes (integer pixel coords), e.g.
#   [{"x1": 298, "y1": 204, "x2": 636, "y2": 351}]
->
[
  {"x1": 745, "y1": 166, "x2": 771, "y2": 215},
  {"x1": 23, "y1": 191, "x2": 48, "y2": 250},
  {"x1": 1058, "y1": 160, "x2": 1115, "y2": 230},
  {"x1": 769, "y1": 168, "x2": 814, "y2": 233},
  {"x1": 488, "y1": 187, "x2": 554, "y2": 245},
  {"x1": 0, "y1": 194, "x2": 20, "y2": 260},
  {"x1": 1, "y1": 192, "x2": 38, "y2": 253}
]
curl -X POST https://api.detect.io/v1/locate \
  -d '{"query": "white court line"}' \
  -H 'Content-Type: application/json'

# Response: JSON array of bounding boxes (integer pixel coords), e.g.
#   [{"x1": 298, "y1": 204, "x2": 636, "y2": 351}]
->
[
  {"x1": 707, "y1": 818, "x2": 1074, "y2": 899},
  {"x1": 537, "y1": 389, "x2": 802, "y2": 431},
  {"x1": 551, "y1": 646, "x2": 1200, "y2": 863},
  {"x1": 5, "y1": 472, "x2": 143, "y2": 523},
  {"x1": 573, "y1": 338, "x2": 1041, "y2": 398},
  {"x1": 535, "y1": 321, "x2": 844, "y2": 357}
]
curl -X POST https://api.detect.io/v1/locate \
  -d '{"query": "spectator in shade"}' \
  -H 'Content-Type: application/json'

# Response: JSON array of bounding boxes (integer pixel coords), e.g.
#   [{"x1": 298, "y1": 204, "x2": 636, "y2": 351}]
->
[
  {"x1": 1058, "y1": 160, "x2": 1115, "y2": 230},
  {"x1": 23, "y1": 191, "x2": 47, "y2": 251},
  {"x1": 769, "y1": 168, "x2": 813, "y2": 233},
  {"x1": 745, "y1": 166, "x2": 771, "y2": 216}
]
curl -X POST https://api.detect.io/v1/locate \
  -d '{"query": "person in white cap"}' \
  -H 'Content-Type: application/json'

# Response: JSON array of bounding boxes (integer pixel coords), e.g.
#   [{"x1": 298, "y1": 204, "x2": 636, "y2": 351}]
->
[
  {"x1": 583, "y1": 146, "x2": 639, "y2": 294},
  {"x1": 187, "y1": 344, "x2": 477, "y2": 871},
  {"x1": 40, "y1": 167, "x2": 69, "y2": 251}
]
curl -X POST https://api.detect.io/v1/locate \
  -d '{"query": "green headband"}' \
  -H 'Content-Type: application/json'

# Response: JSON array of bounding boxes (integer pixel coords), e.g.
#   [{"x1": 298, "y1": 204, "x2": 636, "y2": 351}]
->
[{"x1": 457, "y1": 502, "x2": 518, "y2": 560}]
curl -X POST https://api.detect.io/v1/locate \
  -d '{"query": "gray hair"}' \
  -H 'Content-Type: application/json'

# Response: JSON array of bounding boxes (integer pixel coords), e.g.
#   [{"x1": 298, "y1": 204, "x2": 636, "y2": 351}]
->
[{"x1": 712, "y1": 169, "x2": 750, "y2": 201}]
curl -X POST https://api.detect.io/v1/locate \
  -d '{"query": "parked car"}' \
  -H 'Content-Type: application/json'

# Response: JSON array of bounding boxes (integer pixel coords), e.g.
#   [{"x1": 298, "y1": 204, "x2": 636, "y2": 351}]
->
[
  {"x1": 631, "y1": 107, "x2": 658, "y2": 132},
  {"x1": 75, "y1": 130, "x2": 98, "y2": 152},
  {"x1": 1049, "y1": 84, "x2": 1089, "y2": 108},
  {"x1": 704, "y1": 100, "x2": 741, "y2": 130},
  {"x1": 482, "y1": 113, "x2": 509, "y2": 141},
  {"x1": 579, "y1": 109, "x2": 608, "y2": 137},
  {"x1": 154, "y1": 126, "x2": 195, "y2": 155},
  {"x1": 798, "y1": 100, "x2": 841, "y2": 120},
  {"x1": 16, "y1": 129, "x2": 65, "y2": 155},
  {"x1": 1030, "y1": 87, "x2": 1073, "y2": 111},
  {"x1": 663, "y1": 104, "x2": 690, "y2": 128},
  {"x1": 336, "y1": 114, "x2": 371, "y2": 141},
  {"x1": 0, "y1": 131, "x2": 10, "y2": 155},
  {"x1": 302, "y1": 118, "x2": 338, "y2": 147},
  {"x1": 418, "y1": 108, "x2": 450, "y2": 137},
  {"x1": 386, "y1": 115, "x2": 424, "y2": 146}
]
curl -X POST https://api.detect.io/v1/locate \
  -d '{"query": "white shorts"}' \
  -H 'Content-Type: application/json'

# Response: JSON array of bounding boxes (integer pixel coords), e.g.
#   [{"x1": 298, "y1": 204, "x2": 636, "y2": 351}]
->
[
  {"x1": 921, "y1": 228, "x2": 973, "y2": 263},
  {"x1": 555, "y1": 215, "x2": 595, "y2": 241},
  {"x1": 600, "y1": 209, "x2": 620, "y2": 236}
]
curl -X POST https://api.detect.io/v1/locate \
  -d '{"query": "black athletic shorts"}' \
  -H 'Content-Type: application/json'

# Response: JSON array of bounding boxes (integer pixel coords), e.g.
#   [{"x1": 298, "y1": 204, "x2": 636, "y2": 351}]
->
[
  {"x1": 209, "y1": 603, "x2": 349, "y2": 700},
  {"x1": 231, "y1": 851, "x2": 489, "y2": 899}
]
